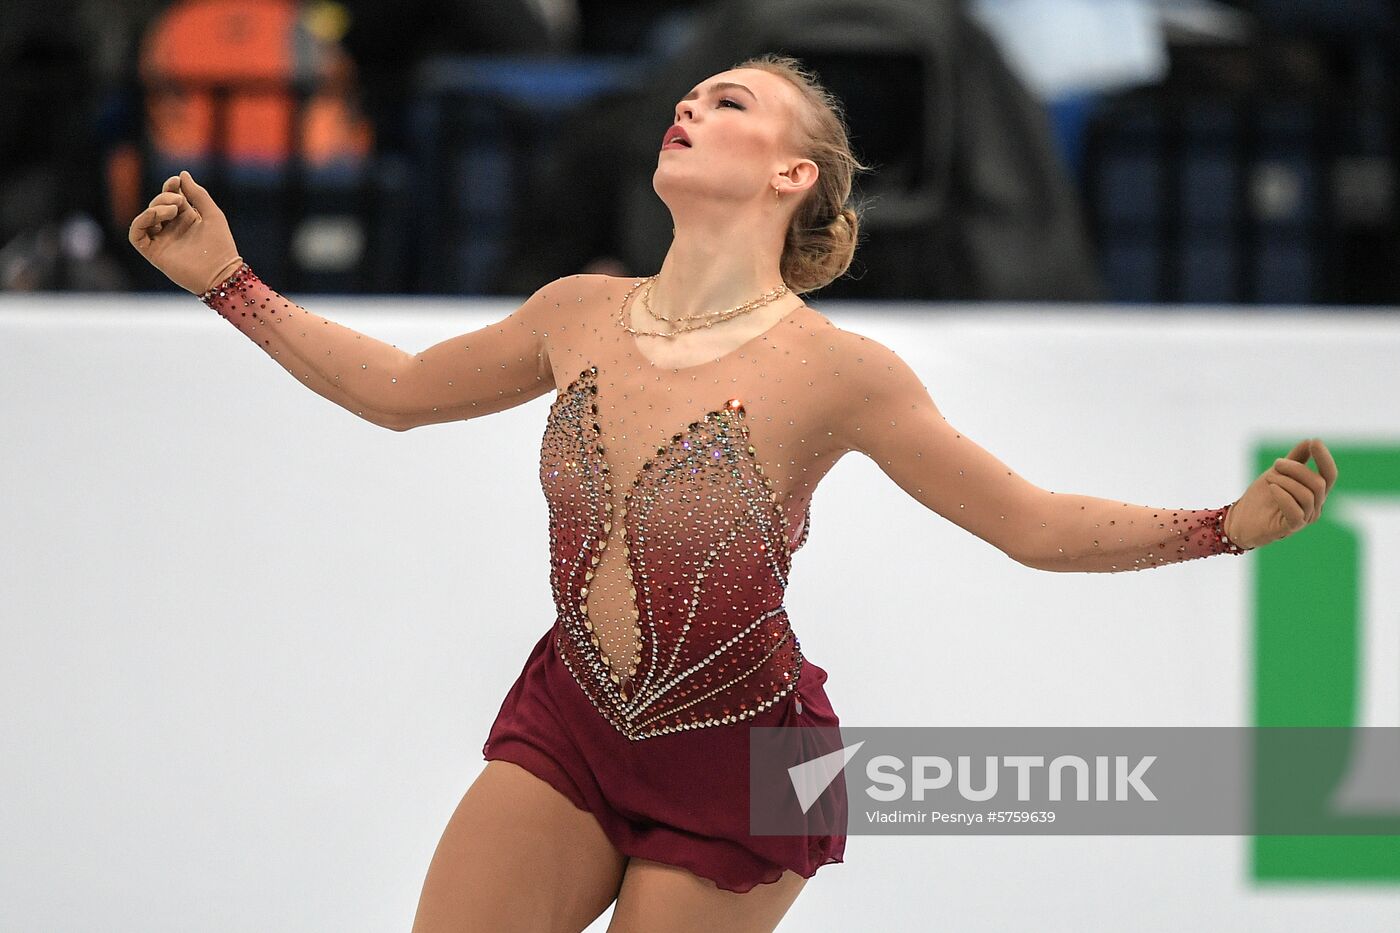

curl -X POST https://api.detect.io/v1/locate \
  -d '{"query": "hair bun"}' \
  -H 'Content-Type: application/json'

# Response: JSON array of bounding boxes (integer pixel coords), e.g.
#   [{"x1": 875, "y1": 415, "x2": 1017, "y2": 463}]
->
[{"x1": 741, "y1": 52, "x2": 871, "y2": 294}]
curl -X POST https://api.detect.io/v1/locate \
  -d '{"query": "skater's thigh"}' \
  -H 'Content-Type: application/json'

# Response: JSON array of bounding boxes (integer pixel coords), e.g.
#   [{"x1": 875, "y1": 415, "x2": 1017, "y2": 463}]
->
[
  {"x1": 411, "y1": 759, "x2": 628, "y2": 933},
  {"x1": 607, "y1": 857, "x2": 808, "y2": 933}
]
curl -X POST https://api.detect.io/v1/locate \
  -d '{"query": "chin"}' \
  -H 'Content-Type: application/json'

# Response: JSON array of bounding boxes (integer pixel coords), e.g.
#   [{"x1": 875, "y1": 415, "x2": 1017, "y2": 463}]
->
[
  {"x1": 652, "y1": 169, "x2": 686, "y2": 202},
  {"x1": 653, "y1": 169, "x2": 724, "y2": 203}
]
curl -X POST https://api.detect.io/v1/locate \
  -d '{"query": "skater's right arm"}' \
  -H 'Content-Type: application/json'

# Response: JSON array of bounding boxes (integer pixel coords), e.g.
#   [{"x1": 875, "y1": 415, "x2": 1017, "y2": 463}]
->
[{"x1": 129, "y1": 171, "x2": 561, "y2": 430}]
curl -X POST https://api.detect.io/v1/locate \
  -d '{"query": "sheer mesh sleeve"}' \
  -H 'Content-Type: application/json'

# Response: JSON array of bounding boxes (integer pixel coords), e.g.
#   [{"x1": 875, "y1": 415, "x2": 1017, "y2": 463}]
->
[
  {"x1": 829, "y1": 330, "x2": 1248, "y2": 572},
  {"x1": 199, "y1": 262, "x2": 564, "y2": 430}
]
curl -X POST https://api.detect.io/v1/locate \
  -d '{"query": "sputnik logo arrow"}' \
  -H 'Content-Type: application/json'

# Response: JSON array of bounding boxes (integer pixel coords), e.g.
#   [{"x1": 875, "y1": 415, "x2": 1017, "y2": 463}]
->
[{"x1": 789, "y1": 740, "x2": 865, "y2": 813}]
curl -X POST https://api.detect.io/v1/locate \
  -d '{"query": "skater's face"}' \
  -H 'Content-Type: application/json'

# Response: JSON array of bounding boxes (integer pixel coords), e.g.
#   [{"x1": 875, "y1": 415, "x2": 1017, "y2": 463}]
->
[{"x1": 656, "y1": 67, "x2": 816, "y2": 213}]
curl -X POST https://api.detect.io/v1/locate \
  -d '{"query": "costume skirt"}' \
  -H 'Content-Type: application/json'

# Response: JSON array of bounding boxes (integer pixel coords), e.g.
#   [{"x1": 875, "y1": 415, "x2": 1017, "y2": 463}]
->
[{"x1": 482, "y1": 623, "x2": 847, "y2": 894}]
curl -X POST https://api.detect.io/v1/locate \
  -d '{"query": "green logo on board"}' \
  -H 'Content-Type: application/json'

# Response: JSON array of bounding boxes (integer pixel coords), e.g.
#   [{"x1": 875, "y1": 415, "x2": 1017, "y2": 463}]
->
[{"x1": 1252, "y1": 442, "x2": 1400, "y2": 881}]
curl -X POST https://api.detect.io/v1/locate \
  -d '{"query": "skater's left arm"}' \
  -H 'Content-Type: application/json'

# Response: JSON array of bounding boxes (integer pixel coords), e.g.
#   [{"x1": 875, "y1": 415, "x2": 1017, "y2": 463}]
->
[{"x1": 826, "y1": 331, "x2": 1337, "y2": 572}]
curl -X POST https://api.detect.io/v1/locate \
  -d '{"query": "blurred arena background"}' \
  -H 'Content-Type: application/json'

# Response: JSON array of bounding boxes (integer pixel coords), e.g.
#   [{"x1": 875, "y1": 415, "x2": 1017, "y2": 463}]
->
[
  {"x1": 2, "y1": 1, "x2": 1398, "y2": 931},
  {"x1": 2, "y1": 0, "x2": 1397, "y2": 302}
]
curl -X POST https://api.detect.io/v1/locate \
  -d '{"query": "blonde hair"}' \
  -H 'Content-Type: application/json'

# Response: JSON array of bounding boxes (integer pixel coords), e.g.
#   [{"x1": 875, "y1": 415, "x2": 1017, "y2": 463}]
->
[{"x1": 734, "y1": 52, "x2": 872, "y2": 294}]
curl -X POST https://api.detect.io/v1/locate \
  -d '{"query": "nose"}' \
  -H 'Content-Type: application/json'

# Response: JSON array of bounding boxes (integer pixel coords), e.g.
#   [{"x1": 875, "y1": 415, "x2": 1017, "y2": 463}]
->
[{"x1": 673, "y1": 100, "x2": 694, "y2": 124}]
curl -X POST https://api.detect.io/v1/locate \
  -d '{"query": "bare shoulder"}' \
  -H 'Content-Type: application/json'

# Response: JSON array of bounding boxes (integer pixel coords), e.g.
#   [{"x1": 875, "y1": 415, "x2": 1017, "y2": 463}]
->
[
  {"x1": 532, "y1": 272, "x2": 646, "y2": 318},
  {"x1": 799, "y1": 307, "x2": 914, "y2": 388},
  {"x1": 592, "y1": 273, "x2": 644, "y2": 290},
  {"x1": 801, "y1": 308, "x2": 940, "y2": 445},
  {"x1": 514, "y1": 273, "x2": 622, "y2": 344},
  {"x1": 526, "y1": 272, "x2": 615, "y2": 305}
]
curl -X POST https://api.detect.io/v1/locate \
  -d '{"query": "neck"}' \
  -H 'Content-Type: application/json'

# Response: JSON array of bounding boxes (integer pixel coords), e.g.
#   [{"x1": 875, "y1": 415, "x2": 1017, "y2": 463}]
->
[{"x1": 652, "y1": 207, "x2": 794, "y2": 319}]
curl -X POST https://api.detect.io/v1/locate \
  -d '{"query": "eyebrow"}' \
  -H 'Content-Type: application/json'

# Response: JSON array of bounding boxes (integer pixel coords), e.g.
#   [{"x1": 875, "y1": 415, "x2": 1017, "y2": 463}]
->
[{"x1": 680, "y1": 81, "x2": 758, "y2": 103}]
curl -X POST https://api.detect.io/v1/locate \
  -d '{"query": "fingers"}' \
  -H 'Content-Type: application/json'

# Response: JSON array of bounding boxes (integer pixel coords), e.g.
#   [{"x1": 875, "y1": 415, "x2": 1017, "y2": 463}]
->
[
  {"x1": 147, "y1": 190, "x2": 191, "y2": 212},
  {"x1": 131, "y1": 202, "x2": 179, "y2": 238},
  {"x1": 1273, "y1": 456, "x2": 1325, "y2": 516},
  {"x1": 127, "y1": 214, "x2": 148, "y2": 247},
  {"x1": 1309, "y1": 437, "x2": 1338, "y2": 494},
  {"x1": 177, "y1": 169, "x2": 219, "y2": 216},
  {"x1": 131, "y1": 171, "x2": 213, "y2": 250},
  {"x1": 1267, "y1": 482, "x2": 1307, "y2": 529},
  {"x1": 1284, "y1": 437, "x2": 1311, "y2": 463},
  {"x1": 1260, "y1": 438, "x2": 1336, "y2": 540},
  {"x1": 1267, "y1": 470, "x2": 1317, "y2": 523}
]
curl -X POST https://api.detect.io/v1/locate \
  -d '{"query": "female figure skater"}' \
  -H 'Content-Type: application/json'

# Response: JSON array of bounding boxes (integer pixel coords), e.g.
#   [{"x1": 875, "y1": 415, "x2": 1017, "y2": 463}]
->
[{"x1": 129, "y1": 54, "x2": 1335, "y2": 933}]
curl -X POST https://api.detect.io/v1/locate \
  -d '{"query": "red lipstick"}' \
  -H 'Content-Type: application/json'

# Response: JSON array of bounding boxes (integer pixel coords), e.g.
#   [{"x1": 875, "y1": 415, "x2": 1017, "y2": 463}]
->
[{"x1": 661, "y1": 125, "x2": 692, "y2": 150}]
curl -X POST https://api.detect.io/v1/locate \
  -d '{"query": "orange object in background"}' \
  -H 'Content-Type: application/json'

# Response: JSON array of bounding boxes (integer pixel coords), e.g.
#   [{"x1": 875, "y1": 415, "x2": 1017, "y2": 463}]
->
[{"x1": 139, "y1": 0, "x2": 373, "y2": 166}]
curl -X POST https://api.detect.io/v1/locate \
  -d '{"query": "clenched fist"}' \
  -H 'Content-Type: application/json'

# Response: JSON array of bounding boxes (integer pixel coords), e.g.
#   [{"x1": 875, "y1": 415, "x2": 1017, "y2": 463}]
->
[
  {"x1": 128, "y1": 170, "x2": 244, "y2": 296},
  {"x1": 1222, "y1": 437, "x2": 1338, "y2": 549}
]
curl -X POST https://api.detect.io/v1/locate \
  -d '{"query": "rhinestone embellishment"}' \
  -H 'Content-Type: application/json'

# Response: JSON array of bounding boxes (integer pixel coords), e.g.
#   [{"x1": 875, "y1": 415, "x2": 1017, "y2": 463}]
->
[{"x1": 539, "y1": 365, "x2": 806, "y2": 741}]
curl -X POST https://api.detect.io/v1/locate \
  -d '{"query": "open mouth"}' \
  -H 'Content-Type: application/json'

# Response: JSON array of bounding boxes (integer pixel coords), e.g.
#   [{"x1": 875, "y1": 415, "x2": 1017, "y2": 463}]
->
[{"x1": 662, "y1": 126, "x2": 692, "y2": 149}]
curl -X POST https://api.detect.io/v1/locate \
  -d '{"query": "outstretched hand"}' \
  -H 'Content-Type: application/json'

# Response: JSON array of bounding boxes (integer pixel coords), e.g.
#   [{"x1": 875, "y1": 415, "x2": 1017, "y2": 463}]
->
[
  {"x1": 1222, "y1": 438, "x2": 1337, "y2": 550},
  {"x1": 127, "y1": 170, "x2": 244, "y2": 296}
]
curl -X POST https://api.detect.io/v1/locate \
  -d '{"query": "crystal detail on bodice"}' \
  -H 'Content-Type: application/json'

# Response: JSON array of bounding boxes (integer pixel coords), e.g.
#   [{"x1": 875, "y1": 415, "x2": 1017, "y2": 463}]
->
[{"x1": 539, "y1": 365, "x2": 807, "y2": 741}]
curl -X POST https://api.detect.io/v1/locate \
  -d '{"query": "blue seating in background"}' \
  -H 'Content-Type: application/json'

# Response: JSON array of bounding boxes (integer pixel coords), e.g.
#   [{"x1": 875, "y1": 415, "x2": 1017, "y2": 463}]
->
[
  {"x1": 1044, "y1": 91, "x2": 1099, "y2": 179},
  {"x1": 407, "y1": 55, "x2": 651, "y2": 294},
  {"x1": 1085, "y1": 95, "x2": 1325, "y2": 304}
]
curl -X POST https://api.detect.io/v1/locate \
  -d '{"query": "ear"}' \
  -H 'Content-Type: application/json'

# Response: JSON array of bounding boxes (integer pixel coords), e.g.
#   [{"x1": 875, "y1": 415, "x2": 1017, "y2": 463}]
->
[{"x1": 774, "y1": 158, "x2": 819, "y2": 198}]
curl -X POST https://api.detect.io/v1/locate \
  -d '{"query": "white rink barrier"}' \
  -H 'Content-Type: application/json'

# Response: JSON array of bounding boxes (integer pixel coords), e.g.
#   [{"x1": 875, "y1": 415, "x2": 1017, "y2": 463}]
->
[{"x1": 3, "y1": 292, "x2": 1398, "y2": 932}]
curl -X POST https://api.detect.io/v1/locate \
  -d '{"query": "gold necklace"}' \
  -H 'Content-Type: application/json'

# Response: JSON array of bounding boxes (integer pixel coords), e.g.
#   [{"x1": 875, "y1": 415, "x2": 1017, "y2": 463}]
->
[
  {"x1": 642, "y1": 277, "x2": 785, "y2": 325},
  {"x1": 619, "y1": 275, "x2": 789, "y2": 338}
]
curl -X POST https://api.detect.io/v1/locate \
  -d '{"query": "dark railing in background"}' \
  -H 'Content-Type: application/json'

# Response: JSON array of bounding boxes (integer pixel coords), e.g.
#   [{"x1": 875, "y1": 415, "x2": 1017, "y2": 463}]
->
[
  {"x1": 1079, "y1": 38, "x2": 1400, "y2": 305},
  {"x1": 123, "y1": 46, "x2": 1398, "y2": 303}
]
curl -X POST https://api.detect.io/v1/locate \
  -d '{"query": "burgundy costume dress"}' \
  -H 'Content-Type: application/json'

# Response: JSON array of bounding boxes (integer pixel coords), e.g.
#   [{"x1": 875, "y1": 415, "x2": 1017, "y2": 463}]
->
[{"x1": 200, "y1": 264, "x2": 1248, "y2": 893}]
